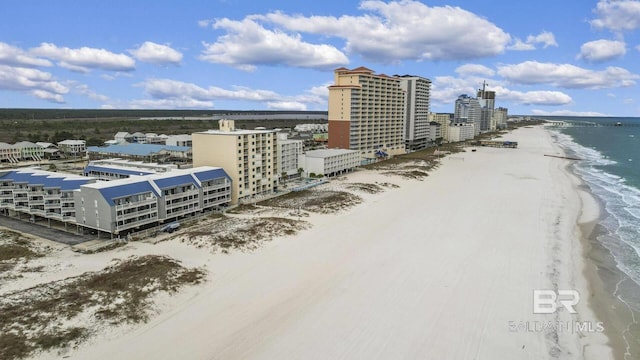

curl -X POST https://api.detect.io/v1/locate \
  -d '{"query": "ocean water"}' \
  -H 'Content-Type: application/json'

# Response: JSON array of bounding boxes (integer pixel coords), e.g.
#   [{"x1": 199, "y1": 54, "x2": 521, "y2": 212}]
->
[{"x1": 549, "y1": 117, "x2": 640, "y2": 315}]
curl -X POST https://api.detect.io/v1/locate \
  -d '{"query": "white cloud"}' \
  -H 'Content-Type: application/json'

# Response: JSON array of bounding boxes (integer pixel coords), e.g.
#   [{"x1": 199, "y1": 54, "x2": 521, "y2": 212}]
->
[
  {"x1": 455, "y1": 64, "x2": 495, "y2": 77},
  {"x1": 30, "y1": 43, "x2": 135, "y2": 72},
  {"x1": 200, "y1": 18, "x2": 348, "y2": 71},
  {"x1": 530, "y1": 109, "x2": 610, "y2": 117},
  {"x1": 492, "y1": 86, "x2": 572, "y2": 105},
  {"x1": 577, "y1": 39, "x2": 626, "y2": 62},
  {"x1": 134, "y1": 78, "x2": 329, "y2": 109},
  {"x1": 73, "y1": 83, "x2": 110, "y2": 103},
  {"x1": 129, "y1": 42, "x2": 183, "y2": 65},
  {"x1": 590, "y1": 0, "x2": 640, "y2": 31},
  {"x1": 129, "y1": 98, "x2": 215, "y2": 109},
  {"x1": 266, "y1": 101, "x2": 307, "y2": 111},
  {"x1": 509, "y1": 31, "x2": 557, "y2": 51},
  {"x1": 256, "y1": 1, "x2": 511, "y2": 62},
  {"x1": 497, "y1": 61, "x2": 639, "y2": 89},
  {"x1": 0, "y1": 42, "x2": 52, "y2": 67},
  {"x1": 0, "y1": 65, "x2": 68, "y2": 103}
]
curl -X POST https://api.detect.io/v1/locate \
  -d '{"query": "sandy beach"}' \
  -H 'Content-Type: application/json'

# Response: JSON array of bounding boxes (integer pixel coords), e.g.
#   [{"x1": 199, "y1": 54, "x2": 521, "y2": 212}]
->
[{"x1": 3, "y1": 126, "x2": 616, "y2": 359}]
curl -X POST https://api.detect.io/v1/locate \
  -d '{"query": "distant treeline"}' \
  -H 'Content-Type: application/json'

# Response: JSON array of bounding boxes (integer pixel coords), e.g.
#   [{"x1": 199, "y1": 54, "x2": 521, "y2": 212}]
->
[{"x1": 0, "y1": 109, "x2": 328, "y2": 121}]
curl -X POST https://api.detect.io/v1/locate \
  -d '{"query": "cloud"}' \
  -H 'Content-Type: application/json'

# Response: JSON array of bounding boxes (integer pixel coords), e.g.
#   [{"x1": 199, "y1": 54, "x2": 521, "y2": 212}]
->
[
  {"x1": 0, "y1": 65, "x2": 68, "y2": 103},
  {"x1": 509, "y1": 31, "x2": 558, "y2": 51},
  {"x1": 455, "y1": 64, "x2": 495, "y2": 77},
  {"x1": 256, "y1": 1, "x2": 511, "y2": 62},
  {"x1": 0, "y1": 42, "x2": 52, "y2": 67},
  {"x1": 577, "y1": 39, "x2": 626, "y2": 62},
  {"x1": 497, "y1": 61, "x2": 639, "y2": 89},
  {"x1": 129, "y1": 41, "x2": 183, "y2": 65},
  {"x1": 200, "y1": 18, "x2": 348, "y2": 71},
  {"x1": 530, "y1": 109, "x2": 609, "y2": 117},
  {"x1": 266, "y1": 101, "x2": 307, "y2": 111},
  {"x1": 431, "y1": 75, "x2": 572, "y2": 107},
  {"x1": 491, "y1": 87, "x2": 572, "y2": 105},
  {"x1": 590, "y1": 0, "x2": 640, "y2": 31},
  {"x1": 132, "y1": 78, "x2": 328, "y2": 109},
  {"x1": 72, "y1": 83, "x2": 110, "y2": 103},
  {"x1": 30, "y1": 43, "x2": 135, "y2": 72}
]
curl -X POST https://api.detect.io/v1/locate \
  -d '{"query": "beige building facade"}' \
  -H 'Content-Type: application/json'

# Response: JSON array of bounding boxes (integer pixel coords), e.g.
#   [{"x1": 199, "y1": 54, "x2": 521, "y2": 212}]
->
[
  {"x1": 192, "y1": 120, "x2": 279, "y2": 204},
  {"x1": 328, "y1": 67, "x2": 406, "y2": 159}
]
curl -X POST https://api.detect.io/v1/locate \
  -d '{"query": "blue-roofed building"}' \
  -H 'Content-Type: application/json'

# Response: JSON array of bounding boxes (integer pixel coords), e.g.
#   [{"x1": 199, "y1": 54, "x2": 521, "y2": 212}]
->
[
  {"x1": 87, "y1": 143, "x2": 191, "y2": 163},
  {"x1": 0, "y1": 168, "x2": 95, "y2": 223},
  {"x1": 75, "y1": 166, "x2": 231, "y2": 236},
  {"x1": 83, "y1": 159, "x2": 178, "y2": 181}
]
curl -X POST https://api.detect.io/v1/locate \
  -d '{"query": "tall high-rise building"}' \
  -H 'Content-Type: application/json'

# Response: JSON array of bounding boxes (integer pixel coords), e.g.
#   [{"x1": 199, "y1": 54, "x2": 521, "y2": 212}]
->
[
  {"x1": 328, "y1": 67, "x2": 406, "y2": 159},
  {"x1": 192, "y1": 119, "x2": 279, "y2": 204},
  {"x1": 494, "y1": 107, "x2": 509, "y2": 129},
  {"x1": 454, "y1": 94, "x2": 481, "y2": 136},
  {"x1": 398, "y1": 75, "x2": 431, "y2": 151},
  {"x1": 477, "y1": 82, "x2": 496, "y2": 133}
]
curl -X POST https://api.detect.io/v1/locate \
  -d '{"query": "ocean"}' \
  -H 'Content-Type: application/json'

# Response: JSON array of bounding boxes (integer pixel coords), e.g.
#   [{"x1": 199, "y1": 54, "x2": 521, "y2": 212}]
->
[{"x1": 548, "y1": 116, "x2": 640, "y2": 356}]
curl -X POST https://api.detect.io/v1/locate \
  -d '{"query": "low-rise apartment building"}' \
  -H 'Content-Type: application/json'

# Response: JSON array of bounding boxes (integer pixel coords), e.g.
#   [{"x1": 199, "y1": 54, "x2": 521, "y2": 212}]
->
[
  {"x1": 298, "y1": 149, "x2": 360, "y2": 177},
  {"x1": 83, "y1": 159, "x2": 178, "y2": 181},
  {"x1": 448, "y1": 123, "x2": 475, "y2": 142},
  {"x1": 75, "y1": 166, "x2": 231, "y2": 236}
]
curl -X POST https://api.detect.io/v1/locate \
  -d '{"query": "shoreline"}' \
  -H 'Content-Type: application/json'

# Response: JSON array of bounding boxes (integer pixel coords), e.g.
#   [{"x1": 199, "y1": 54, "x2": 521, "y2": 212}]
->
[{"x1": 553, "y1": 127, "x2": 640, "y2": 360}]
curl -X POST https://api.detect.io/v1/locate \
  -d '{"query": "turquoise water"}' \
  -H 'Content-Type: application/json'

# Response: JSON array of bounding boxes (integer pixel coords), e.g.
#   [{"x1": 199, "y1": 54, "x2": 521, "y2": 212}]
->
[{"x1": 548, "y1": 117, "x2": 640, "y2": 313}]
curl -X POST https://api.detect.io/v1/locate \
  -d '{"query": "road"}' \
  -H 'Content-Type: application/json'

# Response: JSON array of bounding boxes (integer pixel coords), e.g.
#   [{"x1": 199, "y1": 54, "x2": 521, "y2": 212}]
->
[{"x1": 0, "y1": 214, "x2": 94, "y2": 245}]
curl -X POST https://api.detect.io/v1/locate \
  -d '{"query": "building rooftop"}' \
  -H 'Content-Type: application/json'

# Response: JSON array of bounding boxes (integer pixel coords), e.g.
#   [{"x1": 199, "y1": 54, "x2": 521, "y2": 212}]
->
[
  {"x1": 87, "y1": 143, "x2": 191, "y2": 156},
  {"x1": 0, "y1": 168, "x2": 94, "y2": 190},
  {"x1": 304, "y1": 149, "x2": 359, "y2": 158},
  {"x1": 196, "y1": 128, "x2": 277, "y2": 136}
]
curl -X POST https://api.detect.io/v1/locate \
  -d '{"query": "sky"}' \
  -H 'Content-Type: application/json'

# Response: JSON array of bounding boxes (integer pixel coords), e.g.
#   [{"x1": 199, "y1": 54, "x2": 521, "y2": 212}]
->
[{"x1": 2, "y1": 0, "x2": 640, "y2": 116}]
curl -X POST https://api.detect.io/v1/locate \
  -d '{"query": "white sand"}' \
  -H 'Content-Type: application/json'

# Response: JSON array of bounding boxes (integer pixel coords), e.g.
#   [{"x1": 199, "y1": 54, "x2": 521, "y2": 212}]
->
[{"x1": 29, "y1": 126, "x2": 613, "y2": 359}]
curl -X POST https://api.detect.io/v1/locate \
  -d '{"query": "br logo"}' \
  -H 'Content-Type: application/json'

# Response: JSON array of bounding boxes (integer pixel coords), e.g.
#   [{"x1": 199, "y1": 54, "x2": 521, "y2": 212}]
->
[{"x1": 533, "y1": 290, "x2": 580, "y2": 314}]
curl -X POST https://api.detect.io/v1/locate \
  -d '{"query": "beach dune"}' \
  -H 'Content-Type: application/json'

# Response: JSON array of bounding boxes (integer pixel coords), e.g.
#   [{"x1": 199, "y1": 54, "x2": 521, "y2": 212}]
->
[{"x1": 44, "y1": 127, "x2": 613, "y2": 360}]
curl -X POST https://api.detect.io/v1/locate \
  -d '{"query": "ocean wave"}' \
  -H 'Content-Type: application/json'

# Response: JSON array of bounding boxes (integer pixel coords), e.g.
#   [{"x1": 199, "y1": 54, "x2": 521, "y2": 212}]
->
[{"x1": 553, "y1": 130, "x2": 640, "y2": 288}]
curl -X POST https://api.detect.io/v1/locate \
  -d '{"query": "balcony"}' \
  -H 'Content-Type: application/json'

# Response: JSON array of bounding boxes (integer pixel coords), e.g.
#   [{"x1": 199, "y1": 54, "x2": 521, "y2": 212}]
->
[
  {"x1": 116, "y1": 208, "x2": 158, "y2": 222},
  {"x1": 115, "y1": 197, "x2": 157, "y2": 210},
  {"x1": 164, "y1": 189, "x2": 199, "y2": 201}
]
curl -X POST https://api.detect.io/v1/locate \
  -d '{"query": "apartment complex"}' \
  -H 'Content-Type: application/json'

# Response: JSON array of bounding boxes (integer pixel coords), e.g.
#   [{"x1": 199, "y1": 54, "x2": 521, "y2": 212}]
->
[
  {"x1": 448, "y1": 123, "x2": 475, "y2": 142},
  {"x1": 83, "y1": 159, "x2": 178, "y2": 181},
  {"x1": 494, "y1": 107, "x2": 509, "y2": 129},
  {"x1": 0, "y1": 168, "x2": 95, "y2": 224},
  {"x1": 298, "y1": 149, "x2": 360, "y2": 177},
  {"x1": 328, "y1": 67, "x2": 406, "y2": 159},
  {"x1": 76, "y1": 167, "x2": 231, "y2": 236},
  {"x1": 430, "y1": 113, "x2": 453, "y2": 142},
  {"x1": 477, "y1": 87, "x2": 496, "y2": 132},
  {"x1": 398, "y1": 75, "x2": 431, "y2": 151},
  {"x1": 277, "y1": 133, "x2": 303, "y2": 178},
  {"x1": 192, "y1": 119, "x2": 279, "y2": 204},
  {"x1": 454, "y1": 95, "x2": 482, "y2": 136}
]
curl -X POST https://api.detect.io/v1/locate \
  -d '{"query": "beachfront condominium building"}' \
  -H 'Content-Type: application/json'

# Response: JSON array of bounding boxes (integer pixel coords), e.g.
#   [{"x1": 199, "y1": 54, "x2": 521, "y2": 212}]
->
[
  {"x1": 398, "y1": 75, "x2": 431, "y2": 152},
  {"x1": 298, "y1": 149, "x2": 360, "y2": 177},
  {"x1": 192, "y1": 119, "x2": 279, "y2": 204},
  {"x1": 477, "y1": 86, "x2": 496, "y2": 133},
  {"x1": 76, "y1": 167, "x2": 231, "y2": 236},
  {"x1": 430, "y1": 113, "x2": 452, "y2": 142},
  {"x1": 494, "y1": 107, "x2": 509, "y2": 129},
  {"x1": 0, "y1": 168, "x2": 95, "y2": 225},
  {"x1": 454, "y1": 95, "x2": 481, "y2": 136},
  {"x1": 277, "y1": 133, "x2": 303, "y2": 178},
  {"x1": 428, "y1": 122, "x2": 441, "y2": 143},
  {"x1": 328, "y1": 67, "x2": 406, "y2": 160},
  {"x1": 448, "y1": 123, "x2": 475, "y2": 142},
  {"x1": 83, "y1": 159, "x2": 178, "y2": 181}
]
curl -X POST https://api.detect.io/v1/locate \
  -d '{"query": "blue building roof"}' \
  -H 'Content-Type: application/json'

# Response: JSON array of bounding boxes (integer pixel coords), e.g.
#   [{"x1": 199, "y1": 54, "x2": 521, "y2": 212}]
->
[
  {"x1": 0, "y1": 170, "x2": 92, "y2": 191},
  {"x1": 83, "y1": 165, "x2": 154, "y2": 177},
  {"x1": 87, "y1": 144, "x2": 191, "y2": 157},
  {"x1": 153, "y1": 174, "x2": 199, "y2": 190},
  {"x1": 192, "y1": 168, "x2": 230, "y2": 182},
  {"x1": 97, "y1": 181, "x2": 160, "y2": 206}
]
